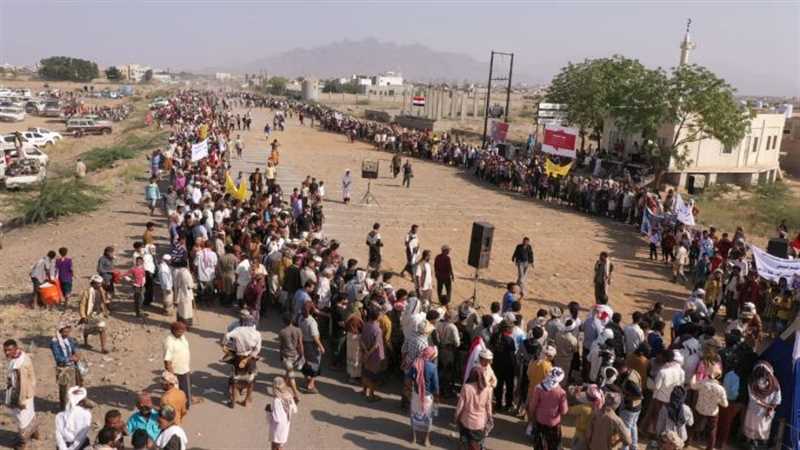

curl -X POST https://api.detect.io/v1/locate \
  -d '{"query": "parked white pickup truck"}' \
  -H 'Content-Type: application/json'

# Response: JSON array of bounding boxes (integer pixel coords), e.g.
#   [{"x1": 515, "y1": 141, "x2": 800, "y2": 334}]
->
[{"x1": 4, "y1": 159, "x2": 46, "y2": 189}]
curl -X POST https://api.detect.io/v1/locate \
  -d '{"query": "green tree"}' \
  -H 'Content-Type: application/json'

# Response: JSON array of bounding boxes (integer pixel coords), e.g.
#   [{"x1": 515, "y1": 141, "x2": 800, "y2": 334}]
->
[
  {"x1": 614, "y1": 64, "x2": 750, "y2": 185},
  {"x1": 546, "y1": 55, "x2": 649, "y2": 150},
  {"x1": 322, "y1": 78, "x2": 361, "y2": 94},
  {"x1": 38, "y1": 56, "x2": 99, "y2": 82},
  {"x1": 142, "y1": 69, "x2": 153, "y2": 83},
  {"x1": 105, "y1": 66, "x2": 122, "y2": 81},
  {"x1": 267, "y1": 76, "x2": 289, "y2": 95}
]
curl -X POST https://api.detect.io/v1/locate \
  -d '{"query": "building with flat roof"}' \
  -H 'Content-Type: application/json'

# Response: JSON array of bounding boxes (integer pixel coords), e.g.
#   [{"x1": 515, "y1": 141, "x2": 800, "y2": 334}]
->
[{"x1": 600, "y1": 22, "x2": 785, "y2": 189}]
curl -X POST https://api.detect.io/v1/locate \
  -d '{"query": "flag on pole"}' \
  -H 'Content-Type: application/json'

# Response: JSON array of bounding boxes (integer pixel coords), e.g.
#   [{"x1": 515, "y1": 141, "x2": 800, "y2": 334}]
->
[
  {"x1": 544, "y1": 158, "x2": 573, "y2": 177},
  {"x1": 641, "y1": 207, "x2": 655, "y2": 236},
  {"x1": 412, "y1": 96, "x2": 425, "y2": 107},
  {"x1": 675, "y1": 193, "x2": 696, "y2": 226},
  {"x1": 225, "y1": 172, "x2": 249, "y2": 201}
]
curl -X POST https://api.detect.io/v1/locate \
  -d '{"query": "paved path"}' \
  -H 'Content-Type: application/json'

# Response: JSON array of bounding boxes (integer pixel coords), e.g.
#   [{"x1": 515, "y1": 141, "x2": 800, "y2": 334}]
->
[{"x1": 178, "y1": 109, "x2": 534, "y2": 450}]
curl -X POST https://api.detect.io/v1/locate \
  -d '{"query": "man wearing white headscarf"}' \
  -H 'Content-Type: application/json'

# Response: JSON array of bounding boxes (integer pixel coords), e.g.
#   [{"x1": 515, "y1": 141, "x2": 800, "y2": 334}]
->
[
  {"x1": 55, "y1": 387, "x2": 91, "y2": 450},
  {"x1": 4, "y1": 339, "x2": 38, "y2": 449},
  {"x1": 588, "y1": 329, "x2": 614, "y2": 383}
]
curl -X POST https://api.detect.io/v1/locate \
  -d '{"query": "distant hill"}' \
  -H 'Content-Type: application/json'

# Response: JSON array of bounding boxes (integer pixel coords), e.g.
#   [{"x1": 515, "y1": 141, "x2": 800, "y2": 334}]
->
[{"x1": 240, "y1": 38, "x2": 494, "y2": 83}]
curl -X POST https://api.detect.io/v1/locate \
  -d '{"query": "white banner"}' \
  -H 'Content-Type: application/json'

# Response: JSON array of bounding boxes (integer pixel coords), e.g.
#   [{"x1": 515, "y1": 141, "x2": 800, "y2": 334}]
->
[
  {"x1": 191, "y1": 139, "x2": 209, "y2": 162},
  {"x1": 675, "y1": 193, "x2": 695, "y2": 226},
  {"x1": 752, "y1": 245, "x2": 800, "y2": 282}
]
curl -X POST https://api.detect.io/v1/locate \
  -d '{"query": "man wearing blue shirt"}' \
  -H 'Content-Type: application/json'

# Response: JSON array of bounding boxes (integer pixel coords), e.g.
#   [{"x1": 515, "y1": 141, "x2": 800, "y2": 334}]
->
[
  {"x1": 127, "y1": 392, "x2": 161, "y2": 442},
  {"x1": 501, "y1": 283, "x2": 520, "y2": 313},
  {"x1": 50, "y1": 322, "x2": 82, "y2": 410}
]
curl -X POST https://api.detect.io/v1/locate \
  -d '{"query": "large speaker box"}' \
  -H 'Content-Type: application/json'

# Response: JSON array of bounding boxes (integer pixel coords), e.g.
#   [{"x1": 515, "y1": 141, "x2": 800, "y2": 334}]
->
[
  {"x1": 468, "y1": 222, "x2": 494, "y2": 269},
  {"x1": 361, "y1": 160, "x2": 379, "y2": 179},
  {"x1": 766, "y1": 238, "x2": 789, "y2": 259}
]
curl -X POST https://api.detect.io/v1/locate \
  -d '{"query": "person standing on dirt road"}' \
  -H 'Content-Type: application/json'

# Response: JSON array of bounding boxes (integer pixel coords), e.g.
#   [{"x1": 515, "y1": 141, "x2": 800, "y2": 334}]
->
[
  {"x1": 402, "y1": 160, "x2": 413, "y2": 188},
  {"x1": 511, "y1": 237, "x2": 534, "y2": 297},
  {"x1": 594, "y1": 252, "x2": 614, "y2": 305},
  {"x1": 4, "y1": 338, "x2": 40, "y2": 450},
  {"x1": 29, "y1": 250, "x2": 56, "y2": 309},
  {"x1": 401, "y1": 225, "x2": 420, "y2": 281}
]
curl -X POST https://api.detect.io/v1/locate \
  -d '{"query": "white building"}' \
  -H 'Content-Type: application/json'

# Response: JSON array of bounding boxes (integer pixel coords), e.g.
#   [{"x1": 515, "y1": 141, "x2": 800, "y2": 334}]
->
[
  {"x1": 372, "y1": 71, "x2": 403, "y2": 86},
  {"x1": 603, "y1": 113, "x2": 784, "y2": 188},
  {"x1": 120, "y1": 64, "x2": 151, "y2": 82},
  {"x1": 351, "y1": 75, "x2": 373, "y2": 87},
  {"x1": 215, "y1": 72, "x2": 232, "y2": 81},
  {"x1": 600, "y1": 23, "x2": 784, "y2": 189}
]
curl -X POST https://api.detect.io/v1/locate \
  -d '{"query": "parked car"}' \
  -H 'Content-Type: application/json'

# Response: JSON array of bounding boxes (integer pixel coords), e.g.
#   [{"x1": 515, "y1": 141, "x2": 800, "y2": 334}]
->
[
  {"x1": 3, "y1": 146, "x2": 49, "y2": 167},
  {"x1": 22, "y1": 131, "x2": 57, "y2": 147},
  {"x1": 4, "y1": 159, "x2": 46, "y2": 189},
  {"x1": 25, "y1": 100, "x2": 47, "y2": 114},
  {"x1": 40, "y1": 101, "x2": 62, "y2": 118},
  {"x1": 66, "y1": 117, "x2": 113, "y2": 136},
  {"x1": 0, "y1": 106, "x2": 25, "y2": 122},
  {"x1": 27, "y1": 128, "x2": 63, "y2": 142},
  {"x1": 149, "y1": 98, "x2": 169, "y2": 109}
]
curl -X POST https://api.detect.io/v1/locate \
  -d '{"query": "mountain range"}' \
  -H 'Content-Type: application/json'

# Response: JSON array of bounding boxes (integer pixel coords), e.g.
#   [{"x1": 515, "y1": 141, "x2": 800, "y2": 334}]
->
[{"x1": 238, "y1": 38, "x2": 529, "y2": 83}]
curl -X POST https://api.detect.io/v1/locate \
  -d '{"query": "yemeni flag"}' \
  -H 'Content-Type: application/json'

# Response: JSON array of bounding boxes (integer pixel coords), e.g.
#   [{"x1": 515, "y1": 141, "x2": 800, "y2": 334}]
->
[{"x1": 412, "y1": 96, "x2": 425, "y2": 107}]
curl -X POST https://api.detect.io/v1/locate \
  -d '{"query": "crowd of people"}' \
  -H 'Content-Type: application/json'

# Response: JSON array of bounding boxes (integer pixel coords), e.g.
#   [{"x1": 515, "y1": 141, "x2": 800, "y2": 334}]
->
[{"x1": 7, "y1": 89, "x2": 799, "y2": 450}]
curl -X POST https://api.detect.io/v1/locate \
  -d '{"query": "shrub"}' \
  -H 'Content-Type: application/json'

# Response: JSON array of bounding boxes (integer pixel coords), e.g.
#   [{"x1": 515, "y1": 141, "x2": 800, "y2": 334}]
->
[
  {"x1": 13, "y1": 179, "x2": 105, "y2": 224},
  {"x1": 81, "y1": 132, "x2": 166, "y2": 171}
]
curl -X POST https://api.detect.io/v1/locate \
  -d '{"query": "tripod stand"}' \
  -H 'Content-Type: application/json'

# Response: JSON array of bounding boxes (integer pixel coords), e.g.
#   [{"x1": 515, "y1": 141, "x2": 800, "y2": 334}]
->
[{"x1": 360, "y1": 180, "x2": 379, "y2": 206}]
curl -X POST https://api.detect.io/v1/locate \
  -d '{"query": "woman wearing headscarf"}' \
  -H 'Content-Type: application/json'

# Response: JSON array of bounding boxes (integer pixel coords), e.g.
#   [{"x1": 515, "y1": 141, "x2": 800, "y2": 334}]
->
[
  {"x1": 359, "y1": 306, "x2": 385, "y2": 402},
  {"x1": 743, "y1": 361, "x2": 781, "y2": 447},
  {"x1": 528, "y1": 367, "x2": 568, "y2": 450},
  {"x1": 267, "y1": 376, "x2": 298, "y2": 450},
  {"x1": 656, "y1": 385, "x2": 694, "y2": 443},
  {"x1": 454, "y1": 366, "x2": 493, "y2": 450},
  {"x1": 344, "y1": 302, "x2": 364, "y2": 383},
  {"x1": 55, "y1": 386, "x2": 91, "y2": 450},
  {"x1": 406, "y1": 346, "x2": 439, "y2": 446}
]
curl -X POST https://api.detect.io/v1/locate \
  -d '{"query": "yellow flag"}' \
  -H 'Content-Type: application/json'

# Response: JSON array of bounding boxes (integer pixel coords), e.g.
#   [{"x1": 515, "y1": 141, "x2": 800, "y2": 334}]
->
[
  {"x1": 544, "y1": 158, "x2": 573, "y2": 177},
  {"x1": 236, "y1": 179, "x2": 249, "y2": 201},
  {"x1": 198, "y1": 124, "x2": 208, "y2": 141},
  {"x1": 225, "y1": 172, "x2": 239, "y2": 197}
]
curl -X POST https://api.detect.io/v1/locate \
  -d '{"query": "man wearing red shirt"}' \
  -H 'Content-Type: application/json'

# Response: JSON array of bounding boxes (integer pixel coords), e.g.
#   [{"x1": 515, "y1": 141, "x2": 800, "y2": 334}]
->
[
  {"x1": 434, "y1": 245, "x2": 454, "y2": 304},
  {"x1": 715, "y1": 232, "x2": 733, "y2": 260},
  {"x1": 737, "y1": 271, "x2": 762, "y2": 314}
]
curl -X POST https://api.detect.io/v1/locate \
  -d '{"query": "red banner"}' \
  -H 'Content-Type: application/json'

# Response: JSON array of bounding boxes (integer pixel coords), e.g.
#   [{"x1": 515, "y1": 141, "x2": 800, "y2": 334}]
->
[
  {"x1": 541, "y1": 126, "x2": 578, "y2": 158},
  {"x1": 491, "y1": 121, "x2": 509, "y2": 142}
]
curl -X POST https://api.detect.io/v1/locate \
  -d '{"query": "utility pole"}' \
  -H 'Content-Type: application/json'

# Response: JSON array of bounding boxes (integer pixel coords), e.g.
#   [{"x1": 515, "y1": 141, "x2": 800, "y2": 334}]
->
[{"x1": 481, "y1": 50, "x2": 514, "y2": 148}]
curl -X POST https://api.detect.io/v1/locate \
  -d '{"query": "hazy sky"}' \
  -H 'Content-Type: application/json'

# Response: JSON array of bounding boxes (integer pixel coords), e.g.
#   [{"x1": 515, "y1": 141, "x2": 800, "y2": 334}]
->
[{"x1": 1, "y1": 0, "x2": 798, "y2": 96}]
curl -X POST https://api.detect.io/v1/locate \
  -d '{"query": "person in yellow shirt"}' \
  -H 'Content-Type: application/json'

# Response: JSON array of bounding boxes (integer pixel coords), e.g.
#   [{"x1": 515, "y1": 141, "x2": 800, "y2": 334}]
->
[
  {"x1": 704, "y1": 269, "x2": 724, "y2": 312},
  {"x1": 527, "y1": 345, "x2": 556, "y2": 397},
  {"x1": 159, "y1": 371, "x2": 187, "y2": 425}
]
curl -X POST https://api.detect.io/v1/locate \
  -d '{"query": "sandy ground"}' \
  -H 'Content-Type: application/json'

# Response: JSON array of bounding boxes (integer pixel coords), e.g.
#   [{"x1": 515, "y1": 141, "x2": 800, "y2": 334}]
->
[{"x1": 0, "y1": 106, "x2": 693, "y2": 449}]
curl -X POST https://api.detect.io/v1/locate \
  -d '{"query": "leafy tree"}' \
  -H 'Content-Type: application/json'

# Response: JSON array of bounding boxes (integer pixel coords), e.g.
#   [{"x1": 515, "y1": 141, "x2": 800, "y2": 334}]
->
[
  {"x1": 321, "y1": 78, "x2": 361, "y2": 94},
  {"x1": 546, "y1": 55, "x2": 649, "y2": 149},
  {"x1": 267, "y1": 76, "x2": 289, "y2": 95},
  {"x1": 142, "y1": 69, "x2": 153, "y2": 83},
  {"x1": 105, "y1": 66, "x2": 122, "y2": 81},
  {"x1": 614, "y1": 64, "x2": 750, "y2": 185},
  {"x1": 547, "y1": 57, "x2": 750, "y2": 187},
  {"x1": 38, "y1": 56, "x2": 99, "y2": 82}
]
